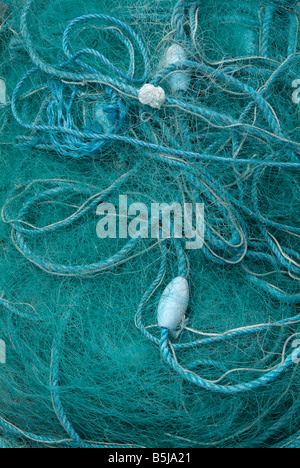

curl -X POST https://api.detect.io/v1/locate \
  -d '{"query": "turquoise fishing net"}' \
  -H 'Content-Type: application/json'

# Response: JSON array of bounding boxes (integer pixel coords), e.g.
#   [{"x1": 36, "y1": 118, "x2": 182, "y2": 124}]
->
[{"x1": 0, "y1": 0, "x2": 300, "y2": 448}]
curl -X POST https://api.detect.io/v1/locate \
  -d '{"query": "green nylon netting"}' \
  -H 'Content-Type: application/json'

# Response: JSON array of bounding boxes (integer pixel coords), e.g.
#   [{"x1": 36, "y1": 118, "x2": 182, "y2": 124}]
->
[{"x1": 0, "y1": 0, "x2": 300, "y2": 448}]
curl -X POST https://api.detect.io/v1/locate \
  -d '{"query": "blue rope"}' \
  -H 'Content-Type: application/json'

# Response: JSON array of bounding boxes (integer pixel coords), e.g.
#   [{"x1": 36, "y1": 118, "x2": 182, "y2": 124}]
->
[
  {"x1": 62, "y1": 14, "x2": 149, "y2": 84},
  {"x1": 159, "y1": 328, "x2": 298, "y2": 395},
  {"x1": 261, "y1": 4, "x2": 275, "y2": 57},
  {"x1": 8, "y1": 0, "x2": 300, "y2": 167}
]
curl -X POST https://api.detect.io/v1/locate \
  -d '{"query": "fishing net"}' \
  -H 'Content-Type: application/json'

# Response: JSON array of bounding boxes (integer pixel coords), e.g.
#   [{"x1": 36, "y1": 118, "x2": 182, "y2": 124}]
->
[{"x1": 0, "y1": 0, "x2": 300, "y2": 448}]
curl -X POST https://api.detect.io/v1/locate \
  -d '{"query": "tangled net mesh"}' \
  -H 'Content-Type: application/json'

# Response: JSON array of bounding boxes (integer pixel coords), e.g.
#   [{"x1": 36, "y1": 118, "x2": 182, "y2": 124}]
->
[{"x1": 0, "y1": 0, "x2": 300, "y2": 448}]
